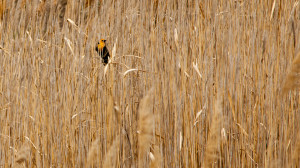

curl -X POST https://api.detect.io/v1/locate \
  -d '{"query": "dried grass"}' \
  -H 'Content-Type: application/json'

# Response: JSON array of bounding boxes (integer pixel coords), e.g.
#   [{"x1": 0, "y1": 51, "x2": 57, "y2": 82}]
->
[
  {"x1": 103, "y1": 135, "x2": 120, "y2": 168},
  {"x1": 0, "y1": 0, "x2": 5, "y2": 20},
  {"x1": 0, "y1": 1, "x2": 299, "y2": 167},
  {"x1": 138, "y1": 88, "x2": 155, "y2": 167},
  {"x1": 150, "y1": 145, "x2": 162, "y2": 168},
  {"x1": 282, "y1": 52, "x2": 300, "y2": 94},
  {"x1": 86, "y1": 138, "x2": 100, "y2": 167},
  {"x1": 15, "y1": 143, "x2": 31, "y2": 167},
  {"x1": 204, "y1": 97, "x2": 223, "y2": 167},
  {"x1": 58, "y1": 0, "x2": 67, "y2": 29},
  {"x1": 42, "y1": 1, "x2": 51, "y2": 36},
  {"x1": 292, "y1": 133, "x2": 300, "y2": 167}
]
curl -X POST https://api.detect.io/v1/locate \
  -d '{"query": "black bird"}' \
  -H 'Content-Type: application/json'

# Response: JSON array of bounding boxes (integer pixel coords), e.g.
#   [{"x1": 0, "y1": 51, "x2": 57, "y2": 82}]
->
[{"x1": 95, "y1": 39, "x2": 110, "y2": 65}]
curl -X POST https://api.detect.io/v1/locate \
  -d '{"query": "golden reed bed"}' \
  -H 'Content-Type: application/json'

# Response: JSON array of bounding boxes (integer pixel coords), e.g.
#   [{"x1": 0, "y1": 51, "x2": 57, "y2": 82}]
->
[{"x1": 0, "y1": 0, "x2": 299, "y2": 167}]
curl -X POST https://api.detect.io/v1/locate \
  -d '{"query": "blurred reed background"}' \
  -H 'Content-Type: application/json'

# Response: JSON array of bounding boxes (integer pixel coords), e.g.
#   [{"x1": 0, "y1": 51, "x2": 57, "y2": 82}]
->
[{"x1": 0, "y1": 0, "x2": 299, "y2": 167}]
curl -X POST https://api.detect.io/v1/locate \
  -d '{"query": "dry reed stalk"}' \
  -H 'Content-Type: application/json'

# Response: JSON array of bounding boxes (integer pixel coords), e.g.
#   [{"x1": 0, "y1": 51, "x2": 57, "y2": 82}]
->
[
  {"x1": 1, "y1": 1, "x2": 300, "y2": 167},
  {"x1": 104, "y1": 38, "x2": 117, "y2": 76},
  {"x1": 174, "y1": 28, "x2": 179, "y2": 49},
  {"x1": 105, "y1": 39, "x2": 117, "y2": 140},
  {"x1": 0, "y1": 0, "x2": 5, "y2": 20},
  {"x1": 264, "y1": 126, "x2": 277, "y2": 168},
  {"x1": 204, "y1": 97, "x2": 223, "y2": 167},
  {"x1": 270, "y1": 0, "x2": 276, "y2": 21},
  {"x1": 58, "y1": 0, "x2": 67, "y2": 29},
  {"x1": 103, "y1": 135, "x2": 120, "y2": 168},
  {"x1": 24, "y1": 0, "x2": 32, "y2": 32},
  {"x1": 138, "y1": 88, "x2": 155, "y2": 167},
  {"x1": 282, "y1": 52, "x2": 300, "y2": 94},
  {"x1": 83, "y1": 0, "x2": 95, "y2": 21},
  {"x1": 42, "y1": 1, "x2": 50, "y2": 36},
  {"x1": 150, "y1": 145, "x2": 161, "y2": 168},
  {"x1": 35, "y1": 135, "x2": 42, "y2": 168},
  {"x1": 85, "y1": 0, "x2": 95, "y2": 8},
  {"x1": 291, "y1": 133, "x2": 300, "y2": 167},
  {"x1": 36, "y1": 0, "x2": 45, "y2": 16}
]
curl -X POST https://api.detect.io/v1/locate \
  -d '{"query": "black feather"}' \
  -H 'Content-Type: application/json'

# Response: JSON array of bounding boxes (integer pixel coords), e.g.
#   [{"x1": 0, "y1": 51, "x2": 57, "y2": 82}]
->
[{"x1": 96, "y1": 45, "x2": 110, "y2": 65}]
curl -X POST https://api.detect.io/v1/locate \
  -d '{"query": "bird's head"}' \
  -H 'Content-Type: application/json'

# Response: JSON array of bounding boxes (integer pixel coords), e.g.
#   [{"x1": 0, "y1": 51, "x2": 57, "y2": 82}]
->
[{"x1": 95, "y1": 39, "x2": 107, "y2": 52}]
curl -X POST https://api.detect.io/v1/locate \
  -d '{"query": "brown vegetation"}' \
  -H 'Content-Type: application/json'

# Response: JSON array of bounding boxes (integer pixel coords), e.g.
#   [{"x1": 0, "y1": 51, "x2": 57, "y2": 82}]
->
[{"x1": 0, "y1": 0, "x2": 300, "y2": 167}]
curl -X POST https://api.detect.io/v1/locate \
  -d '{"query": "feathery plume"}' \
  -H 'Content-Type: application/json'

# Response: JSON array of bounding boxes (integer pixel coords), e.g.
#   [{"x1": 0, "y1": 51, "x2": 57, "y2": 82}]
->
[
  {"x1": 15, "y1": 143, "x2": 31, "y2": 167},
  {"x1": 204, "y1": 97, "x2": 223, "y2": 167},
  {"x1": 138, "y1": 88, "x2": 155, "y2": 167},
  {"x1": 86, "y1": 138, "x2": 100, "y2": 167},
  {"x1": 103, "y1": 135, "x2": 120, "y2": 168}
]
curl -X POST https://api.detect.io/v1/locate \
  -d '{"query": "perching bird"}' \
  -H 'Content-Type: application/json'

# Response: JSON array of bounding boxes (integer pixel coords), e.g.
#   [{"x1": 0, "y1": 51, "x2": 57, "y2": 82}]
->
[{"x1": 95, "y1": 39, "x2": 110, "y2": 65}]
